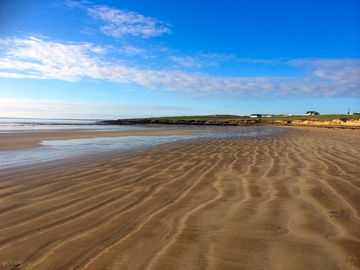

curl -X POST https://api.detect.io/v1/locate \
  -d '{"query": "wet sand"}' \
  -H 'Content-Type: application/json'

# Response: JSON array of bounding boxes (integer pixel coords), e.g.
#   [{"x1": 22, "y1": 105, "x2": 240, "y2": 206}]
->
[
  {"x1": 0, "y1": 129, "x2": 192, "y2": 150},
  {"x1": 0, "y1": 127, "x2": 359, "y2": 269}
]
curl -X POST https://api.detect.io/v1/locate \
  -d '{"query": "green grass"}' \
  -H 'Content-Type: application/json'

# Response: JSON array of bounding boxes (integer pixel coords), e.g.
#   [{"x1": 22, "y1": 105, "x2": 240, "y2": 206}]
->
[
  {"x1": 153, "y1": 114, "x2": 243, "y2": 121},
  {"x1": 107, "y1": 113, "x2": 359, "y2": 127},
  {"x1": 269, "y1": 114, "x2": 360, "y2": 121},
  {"x1": 144, "y1": 114, "x2": 360, "y2": 122}
]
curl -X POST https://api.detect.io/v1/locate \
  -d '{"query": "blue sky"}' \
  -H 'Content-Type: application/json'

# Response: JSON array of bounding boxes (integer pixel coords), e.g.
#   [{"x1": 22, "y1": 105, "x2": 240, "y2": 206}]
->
[{"x1": 0, "y1": 0, "x2": 359, "y2": 119}]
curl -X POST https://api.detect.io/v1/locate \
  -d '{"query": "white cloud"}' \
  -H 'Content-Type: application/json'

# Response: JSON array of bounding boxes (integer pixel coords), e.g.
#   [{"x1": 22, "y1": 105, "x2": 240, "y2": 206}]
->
[
  {"x1": 290, "y1": 58, "x2": 360, "y2": 81},
  {"x1": 0, "y1": 36, "x2": 105, "y2": 81},
  {"x1": 120, "y1": 45, "x2": 146, "y2": 56},
  {"x1": 86, "y1": 5, "x2": 171, "y2": 38},
  {"x1": 236, "y1": 58, "x2": 287, "y2": 65},
  {"x1": 64, "y1": 0, "x2": 90, "y2": 9},
  {"x1": 169, "y1": 56, "x2": 204, "y2": 68},
  {"x1": 168, "y1": 54, "x2": 288, "y2": 69},
  {"x1": 0, "y1": 36, "x2": 359, "y2": 99},
  {"x1": 169, "y1": 53, "x2": 234, "y2": 68}
]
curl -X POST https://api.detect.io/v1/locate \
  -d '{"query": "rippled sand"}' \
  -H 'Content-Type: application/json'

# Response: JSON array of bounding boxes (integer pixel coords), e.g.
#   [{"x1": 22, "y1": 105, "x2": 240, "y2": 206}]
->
[{"x1": 0, "y1": 127, "x2": 359, "y2": 269}]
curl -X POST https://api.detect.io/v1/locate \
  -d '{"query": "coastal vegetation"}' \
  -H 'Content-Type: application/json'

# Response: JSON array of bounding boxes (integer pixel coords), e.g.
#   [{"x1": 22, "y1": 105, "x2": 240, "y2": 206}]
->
[{"x1": 103, "y1": 114, "x2": 360, "y2": 128}]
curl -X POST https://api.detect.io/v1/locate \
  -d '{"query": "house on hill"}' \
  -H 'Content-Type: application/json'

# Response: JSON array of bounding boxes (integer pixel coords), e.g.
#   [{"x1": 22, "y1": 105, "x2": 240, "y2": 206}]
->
[
  {"x1": 250, "y1": 114, "x2": 274, "y2": 118},
  {"x1": 305, "y1": 111, "x2": 320, "y2": 116}
]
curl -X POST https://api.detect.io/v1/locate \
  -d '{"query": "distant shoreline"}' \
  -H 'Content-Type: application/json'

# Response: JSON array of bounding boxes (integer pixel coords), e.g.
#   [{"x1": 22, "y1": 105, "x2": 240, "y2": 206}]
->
[{"x1": 102, "y1": 114, "x2": 360, "y2": 129}]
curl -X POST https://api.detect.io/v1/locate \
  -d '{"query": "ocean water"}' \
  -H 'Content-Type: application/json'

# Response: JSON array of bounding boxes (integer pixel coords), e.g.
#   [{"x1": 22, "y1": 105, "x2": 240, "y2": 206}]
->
[
  {"x1": 0, "y1": 125, "x2": 283, "y2": 170},
  {"x1": 0, "y1": 118, "x2": 158, "y2": 132}
]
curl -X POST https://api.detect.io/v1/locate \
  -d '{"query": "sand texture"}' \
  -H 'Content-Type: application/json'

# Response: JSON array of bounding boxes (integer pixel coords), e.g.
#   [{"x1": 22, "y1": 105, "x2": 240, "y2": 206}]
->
[
  {"x1": 0, "y1": 128, "x2": 359, "y2": 269},
  {"x1": 0, "y1": 129, "x2": 192, "y2": 150}
]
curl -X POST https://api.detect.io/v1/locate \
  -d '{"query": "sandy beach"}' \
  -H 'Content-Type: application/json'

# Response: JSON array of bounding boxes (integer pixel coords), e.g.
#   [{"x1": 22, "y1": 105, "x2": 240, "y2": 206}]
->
[
  {"x1": 0, "y1": 127, "x2": 359, "y2": 270},
  {"x1": 0, "y1": 129, "x2": 193, "y2": 150}
]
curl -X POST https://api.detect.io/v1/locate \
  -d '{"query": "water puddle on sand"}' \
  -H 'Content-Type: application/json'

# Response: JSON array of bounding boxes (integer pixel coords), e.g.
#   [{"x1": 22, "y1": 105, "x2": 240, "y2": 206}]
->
[{"x1": 0, "y1": 126, "x2": 283, "y2": 170}]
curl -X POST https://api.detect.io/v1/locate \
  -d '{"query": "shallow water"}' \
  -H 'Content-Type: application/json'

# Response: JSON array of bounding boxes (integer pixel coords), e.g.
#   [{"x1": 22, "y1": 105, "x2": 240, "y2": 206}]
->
[
  {"x1": 0, "y1": 118, "x2": 162, "y2": 132},
  {"x1": 0, "y1": 126, "x2": 283, "y2": 170}
]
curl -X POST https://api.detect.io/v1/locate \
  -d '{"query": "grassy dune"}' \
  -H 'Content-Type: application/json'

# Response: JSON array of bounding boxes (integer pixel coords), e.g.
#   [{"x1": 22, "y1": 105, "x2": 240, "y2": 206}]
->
[
  {"x1": 105, "y1": 114, "x2": 360, "y2": 127},
  {"x1": 152, "y1": 114, "x2": 360, "y2": 121}
]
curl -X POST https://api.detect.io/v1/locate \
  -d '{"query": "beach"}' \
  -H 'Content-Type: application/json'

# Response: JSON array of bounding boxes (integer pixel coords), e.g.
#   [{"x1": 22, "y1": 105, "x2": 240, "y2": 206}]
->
[
  {"x1": 0, "y1": 129, "x2": 193, "y2": 150},
  {"x1": 0, "y1": 127, "x2": 359, "y2": 270}
]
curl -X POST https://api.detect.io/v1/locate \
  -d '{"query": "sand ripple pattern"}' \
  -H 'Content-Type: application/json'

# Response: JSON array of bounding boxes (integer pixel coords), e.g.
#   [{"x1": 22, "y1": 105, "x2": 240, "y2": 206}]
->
[{"x1": 0, "y1": 128, "x2": 359, "y2": 270}]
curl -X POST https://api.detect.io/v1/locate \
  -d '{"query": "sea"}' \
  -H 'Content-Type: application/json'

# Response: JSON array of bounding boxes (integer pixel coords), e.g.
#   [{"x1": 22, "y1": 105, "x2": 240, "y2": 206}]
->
[
  {"x1": 0, "y1": 118, "x2": 283, "y2": 170},
  {"x1": 0, "y1": 118, "x2": 151, "y2": 132}
]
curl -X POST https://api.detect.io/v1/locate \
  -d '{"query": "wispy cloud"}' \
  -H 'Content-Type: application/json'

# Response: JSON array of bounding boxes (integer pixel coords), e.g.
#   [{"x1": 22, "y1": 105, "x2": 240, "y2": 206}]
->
[
  {"x1": 290, "y1": 58, "x2": 360, "y2": 81},
  {"x1": 0, "y1": 36, "x2": 359, "y2": 98},
  {"x1": 169, "y1": 55, "x2": 205, "y2": 68},
  {"x1": 236, "y1": 58, "x2": 288, "y2": 65},
  {"x1": 85, "y1": 4, "x2": 171, "y2": 38},
  {"x1": 119, "y1": 45, "x2": 146, "y2": 56},
  {"x1": 169, "y1": 53, "x2": 234, "y2": 68},
  {"x1": 0, "y1": 36, "x2": 106, "y2": 81}
]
